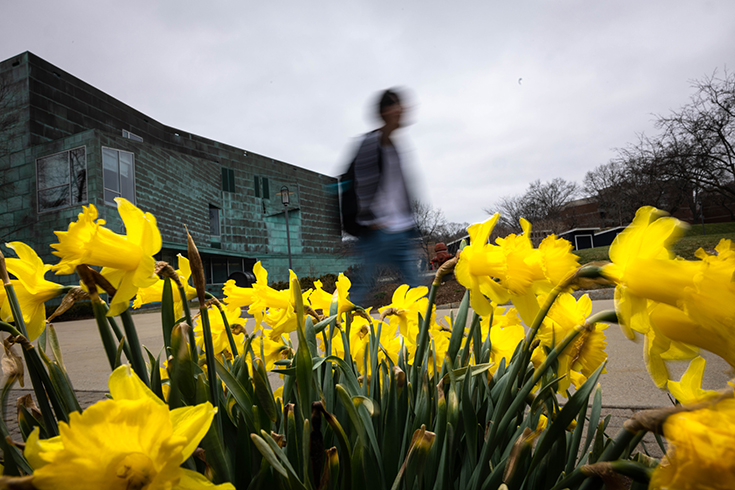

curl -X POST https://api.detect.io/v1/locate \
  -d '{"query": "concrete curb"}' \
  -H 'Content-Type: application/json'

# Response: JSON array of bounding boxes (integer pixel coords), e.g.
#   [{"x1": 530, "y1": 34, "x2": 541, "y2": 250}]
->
[{"x1": 436, "y1": 288, "x2": 615, "y2": 310}]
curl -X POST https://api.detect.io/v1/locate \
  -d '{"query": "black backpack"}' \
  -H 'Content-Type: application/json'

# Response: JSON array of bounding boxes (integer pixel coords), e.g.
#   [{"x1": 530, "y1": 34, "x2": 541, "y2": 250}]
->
[{"x1": 339, "y1": 138, "x2": 383, "y2": 237}]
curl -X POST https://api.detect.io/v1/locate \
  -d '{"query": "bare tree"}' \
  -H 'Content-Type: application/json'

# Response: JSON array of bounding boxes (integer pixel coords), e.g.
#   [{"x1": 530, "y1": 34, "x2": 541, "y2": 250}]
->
[
  {"x1": 435, "y1": 221, "x2": 469, "y2": 244},
  {"x1": 587, "y1": 71, "x2": 735, "y2": 225},
  {"x1": 654, "y1": 69, "x2": 735, "y2": 218},
  {"x1": 486, "y1": 194, "x2": 527, "y2": 233},
  {"x1": 412, "y1": 200, "x2": 447, "y2": 266},
  {"x1": 487, "y1": 178, "x2": 580, "y2": 234}
]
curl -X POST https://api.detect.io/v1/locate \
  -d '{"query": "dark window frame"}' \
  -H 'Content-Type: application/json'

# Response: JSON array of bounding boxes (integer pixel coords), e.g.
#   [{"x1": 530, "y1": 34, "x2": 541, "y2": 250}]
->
[
  {"x1": 222, "y1": 167, "x2": 236, "y2": 192},
  {"x1": 102, "y1": 147, "x2": 136, "y2": 206},
  {"x1": 36, "y1": 146, "x2": 88, "y2": 213}
]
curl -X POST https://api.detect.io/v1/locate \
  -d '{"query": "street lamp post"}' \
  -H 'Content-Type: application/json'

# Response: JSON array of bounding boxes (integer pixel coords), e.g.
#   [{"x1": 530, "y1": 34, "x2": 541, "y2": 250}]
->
[{"x1": 280, "y1": 185, "x2": 293, "y2": 273}]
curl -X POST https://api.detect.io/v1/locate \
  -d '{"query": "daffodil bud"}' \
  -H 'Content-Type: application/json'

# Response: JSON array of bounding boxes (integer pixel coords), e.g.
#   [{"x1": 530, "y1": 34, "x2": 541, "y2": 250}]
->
[
  {"x1": 0, "y1": 249, "x2": 10, "y2": 286},
  {"x1": 47, "y1": 287, "x2": 89, "y2": 322},
  {"x1": 185, "y1": 227, "x2": 207, "y2": 307}
]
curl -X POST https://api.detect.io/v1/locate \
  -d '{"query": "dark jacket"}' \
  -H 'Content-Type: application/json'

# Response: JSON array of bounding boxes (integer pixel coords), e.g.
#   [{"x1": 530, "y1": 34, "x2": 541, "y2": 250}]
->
[{"x1": 353, "y1": 130, "x2": 413, "y2": 226}]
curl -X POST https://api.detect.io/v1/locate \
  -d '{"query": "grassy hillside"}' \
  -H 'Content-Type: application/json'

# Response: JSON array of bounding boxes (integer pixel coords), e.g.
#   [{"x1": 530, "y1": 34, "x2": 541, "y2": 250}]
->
[{"x1": 574, "y1": 221, "x2": 735, "y2": 264}]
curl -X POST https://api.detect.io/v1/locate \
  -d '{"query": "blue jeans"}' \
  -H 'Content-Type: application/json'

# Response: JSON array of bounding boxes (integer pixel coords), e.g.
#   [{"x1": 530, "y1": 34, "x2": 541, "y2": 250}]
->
[{"x1": 351, "y1": 227, "x2": 421, "y2": 307}]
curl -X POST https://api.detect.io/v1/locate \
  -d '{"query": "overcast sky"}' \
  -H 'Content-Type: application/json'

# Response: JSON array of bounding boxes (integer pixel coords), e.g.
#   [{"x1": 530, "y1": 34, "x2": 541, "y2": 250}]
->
[{"x1": 2, "y1": 1, "x2": 734, "y2": 224}]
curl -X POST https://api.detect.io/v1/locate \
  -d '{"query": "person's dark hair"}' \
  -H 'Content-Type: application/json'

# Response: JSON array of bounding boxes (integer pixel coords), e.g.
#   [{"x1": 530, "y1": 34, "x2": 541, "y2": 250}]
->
[{"x1": 378, "y1": 89, "x2": 401, "y2": 114}]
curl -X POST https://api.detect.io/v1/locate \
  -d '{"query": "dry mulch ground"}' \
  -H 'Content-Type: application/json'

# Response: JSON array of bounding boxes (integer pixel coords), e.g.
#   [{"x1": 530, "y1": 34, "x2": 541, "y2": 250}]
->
[{"x1": 363, "y1": 276, "x2": 466, "y2": 310}]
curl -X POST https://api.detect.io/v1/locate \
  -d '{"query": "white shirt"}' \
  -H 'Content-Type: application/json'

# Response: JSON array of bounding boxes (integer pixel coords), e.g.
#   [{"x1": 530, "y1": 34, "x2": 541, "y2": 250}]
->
[{"x1": 372, "y1": 144, "x2": 415, "y2": 232}]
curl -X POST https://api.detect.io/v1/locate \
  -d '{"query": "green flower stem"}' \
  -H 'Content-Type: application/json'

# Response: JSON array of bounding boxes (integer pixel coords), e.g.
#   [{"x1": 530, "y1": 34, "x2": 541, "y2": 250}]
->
[
  {"x1": 160, "y1": 277, "x2": 175, "y2": 350},
  {"x1": 25, "y1": 361, "x2": 64, "y2": 425},
  {"x1": 413, "y1": 282, "x2": 439, "y2": 389},
  {"x1": 549, "y1": 468, "x2": 587, "y2": 490},
  {"x1": 522, "y1": 282, "x2": 566, "y2": 353},
  {"x1": 578, "y1": 427, "x2": 641, "y2": 490},
  {"x1": 102, "y1": 307, "x2": 134, "y2": 364},
  {"x1": 91, "y1": 300, "x2": 118, "y2": 371},
  {"x1": 182, "y1": 287, "x2": 197, "y2": 360},
  {"x1": 119, "y1": 309, "x2": 150, "y2": 386},
  {"x1": 3, "y1": 283, "x2": 28, "y2": 338},
  {"x1": 488, "y1": 326, "x2": 584, "y2": 462},
  {"x1": 621, "y1": 429, "x2": 647, "y2": 460},
  {"x1": 26, "y1": 358, "x2": 61, "y2": 436},
  {"x1": 0, "y1": 321, "x2": 22, "y2": 339},
  {"x1": 522, "y1": 264, "x2": 606, "y2": 356},
  {"x1": 198, "y1": 306, "x2": 219, "y2": 405}
]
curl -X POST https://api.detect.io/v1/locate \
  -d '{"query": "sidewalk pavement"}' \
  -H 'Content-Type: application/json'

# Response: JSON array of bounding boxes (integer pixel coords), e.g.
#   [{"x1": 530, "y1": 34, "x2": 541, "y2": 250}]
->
[{"x1": 3, "y1": 297, "x2": 732, "y2": 458}]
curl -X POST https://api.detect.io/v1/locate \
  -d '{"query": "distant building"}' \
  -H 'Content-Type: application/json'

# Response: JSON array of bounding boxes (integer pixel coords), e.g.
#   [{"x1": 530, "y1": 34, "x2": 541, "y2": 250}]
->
[
  {"x1": 0, "y1": 52, "x2": 352, "y2": 289},
  {"x1": 559, "y1": 197, "x2": 604, "y2": 229}
]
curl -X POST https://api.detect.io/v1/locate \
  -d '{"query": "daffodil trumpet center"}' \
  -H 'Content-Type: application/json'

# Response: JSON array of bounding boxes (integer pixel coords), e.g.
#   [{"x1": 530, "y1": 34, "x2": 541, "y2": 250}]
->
[{"x1": 112, "y1": 452, "x2": 157, "y2": 490}]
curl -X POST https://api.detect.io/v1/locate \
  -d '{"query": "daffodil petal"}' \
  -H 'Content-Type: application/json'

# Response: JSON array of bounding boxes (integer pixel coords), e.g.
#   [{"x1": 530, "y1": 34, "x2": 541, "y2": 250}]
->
[
  {"x1": 177, "y1": 468, "x2": 235, "y2": 489},
  {"x1": 109, "y1": 365, "x2": 165, "y2": 406},
  {"x1": 169, "y1": 403, "x2": 217, "y2": 463},
  {"x1": 24, "y1": 427, "x2": 62, "y2": 469}
]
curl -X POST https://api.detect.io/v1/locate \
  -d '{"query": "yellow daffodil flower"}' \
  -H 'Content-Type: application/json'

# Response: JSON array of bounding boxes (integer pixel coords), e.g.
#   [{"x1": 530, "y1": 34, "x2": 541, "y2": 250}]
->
[
  {"x1": 479, "y1": 306, "x2": 525, "y2": 375},
  {"x1": 379, "y1": 284, "x2": 429, "y2": 339},
  {"x1": 667, "y1": 357, "x2": 721, "y2": 405},
  {"x1": 427, "y1": 328, "x2": 451, "y2": 377},
  {"x1": 455, "y1": 213, "x2": 509, "y2": 316},
  {"x1": 1, "y1": 242, "x2": 66, "y2": 340},
  {"x1": 194, "y1": 304, "x2": 246, "y2": 360},
  {"x1": 334, "y1": 273, "x2": 355, "y2": 316},
  {"x1": 602, "y1": 206, "x2": 689, "y2": 338},
  {"x1": 650, "y1": 396, "x2": 735, "y2": 490},
  {"x1": 273, "y1": 385, "x2": 284, "y2": 404},
  {"x1": 223, "y1": 263, "x2": 304, "y2": 339},
  {"x1": 160, "y1": 360, "x2": 170, "y2": 403},
  {"x1": 307, "y1": 280, "x2": 335, "y2": 316},
  {"x1": 533, "y1": 293, "x2": 608, "y2": 394},
  {"x1": 600, "y1": 206, "x2": 712, "y2": 388},
  {"x1": 51, "y1": 199, "x2": 161, "y2": 316},
  {"x1": 223, "y1": 262, "x2": 263, "y2": 308},
  {"x1": 380, "y1": 331, "x2": 409, "y2": 366},
  {"x1": 457, "y1": 215, "x2": 578, "y2": 325},
  {"x1": 133, "y1": 254, "x2": 197, "y2": 319},
  {"x1": 25, "y1": 365, "x2": 232, "y2": 490},
  {"x1": 678, "y1": 239, "x2": 735, "y2": 366},
  {"x1": 253, "y1": 331, "x2": 294, "y2": 371},
  {"x1": 537, "y1": 234, "x2": 579, "y2": 290},
  {"x1": 319, "y1": 311, "x2": 375, "y2": 373}
]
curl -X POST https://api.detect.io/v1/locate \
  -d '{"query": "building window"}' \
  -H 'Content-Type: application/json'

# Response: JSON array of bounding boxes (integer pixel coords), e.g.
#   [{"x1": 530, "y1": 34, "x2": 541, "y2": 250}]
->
[
  {"x1": 253, "y1": 175, "x2": 270, "y2": 199},
  {"x1": 36, "y1": 147, "x2": 87, "y2": 212},
  {"x1": 209, "y1": 206, "x2": 221, "y2": 238},
  {"x1": 122, "y1": 129, "x2": 143, "y2": 142},
  {"x1": 222, "y1": 167, "x2": 236, "y2": 192},
  {"x1": 103, "y1": 148, "x2": 135, "y2": 205},
  {"x1": 262, "y1": 177, "x2": 270, "y2": 199}
]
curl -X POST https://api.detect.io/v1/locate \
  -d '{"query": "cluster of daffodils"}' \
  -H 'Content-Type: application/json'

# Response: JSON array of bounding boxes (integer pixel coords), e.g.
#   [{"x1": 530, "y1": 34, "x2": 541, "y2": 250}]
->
[
  {"x1": 455, "y1": 213, "x2": 608, "y2": 394},
  {"x1": 3, "y1": 195, "x2": 735, "y2": 489},
  {"x1": 601, "y1": 207, "x2": 735, "y2": 391}
]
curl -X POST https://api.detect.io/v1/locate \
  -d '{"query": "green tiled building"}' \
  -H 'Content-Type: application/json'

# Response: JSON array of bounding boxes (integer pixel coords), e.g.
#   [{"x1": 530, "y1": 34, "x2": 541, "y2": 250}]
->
[{"x1": 0, "y1": 52, "x2": 353, "y2": 289}]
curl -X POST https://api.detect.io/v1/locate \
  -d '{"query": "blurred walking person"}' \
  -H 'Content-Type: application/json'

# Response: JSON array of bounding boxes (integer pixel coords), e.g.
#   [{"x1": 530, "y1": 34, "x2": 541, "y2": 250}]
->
[{"x1": 340, "y1": 88, "x2": 420, "y2": 306}]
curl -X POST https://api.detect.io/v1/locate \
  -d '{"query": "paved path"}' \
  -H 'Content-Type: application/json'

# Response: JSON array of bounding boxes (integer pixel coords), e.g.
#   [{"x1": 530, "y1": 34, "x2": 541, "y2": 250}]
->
[{"x1": 3, "y1": 299, "x2": 732, "y2": 458}]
